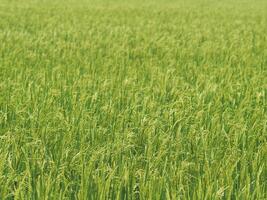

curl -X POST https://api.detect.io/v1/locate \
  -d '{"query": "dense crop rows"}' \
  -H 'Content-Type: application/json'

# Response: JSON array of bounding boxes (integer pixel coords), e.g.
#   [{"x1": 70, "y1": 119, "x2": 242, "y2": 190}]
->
[{"x1": 0, "y1": 0, "x2": 266, "y2": 199}]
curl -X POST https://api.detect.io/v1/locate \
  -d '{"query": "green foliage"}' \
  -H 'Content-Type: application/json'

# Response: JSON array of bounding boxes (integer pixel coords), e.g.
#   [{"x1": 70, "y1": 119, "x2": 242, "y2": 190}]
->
[{"x1": 0, "y1": 0, "x2": 266, "y2": 199}]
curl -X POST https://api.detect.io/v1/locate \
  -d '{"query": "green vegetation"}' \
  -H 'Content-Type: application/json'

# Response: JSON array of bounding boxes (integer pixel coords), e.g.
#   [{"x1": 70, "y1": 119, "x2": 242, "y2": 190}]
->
[{"x1": 0, "y1": 0, "x2": 266, "y2": 199}]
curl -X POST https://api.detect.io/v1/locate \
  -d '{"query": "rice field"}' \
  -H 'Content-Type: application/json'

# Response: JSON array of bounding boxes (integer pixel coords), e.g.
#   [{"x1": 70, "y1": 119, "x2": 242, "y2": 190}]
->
[{"x1": 0, "y1": 0, "x2": 267, "y2": 199}]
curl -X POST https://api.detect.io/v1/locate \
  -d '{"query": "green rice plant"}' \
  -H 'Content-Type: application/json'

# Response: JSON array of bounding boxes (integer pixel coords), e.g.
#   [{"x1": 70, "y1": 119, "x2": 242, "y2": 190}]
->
[{"x1": 0, "y1": 0, "x2": 266, "y2": 199}]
